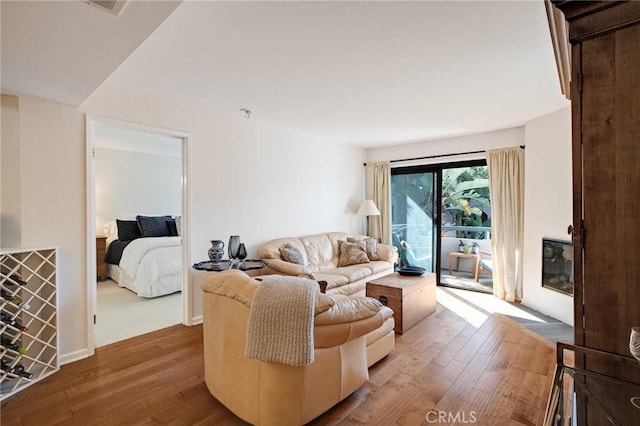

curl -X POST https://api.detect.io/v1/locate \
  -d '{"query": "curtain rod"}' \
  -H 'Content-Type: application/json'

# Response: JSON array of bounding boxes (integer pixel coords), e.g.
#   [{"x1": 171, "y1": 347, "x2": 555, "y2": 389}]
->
[{"x1": 363, "y1": 145, "x2": 525, "y2": 166}]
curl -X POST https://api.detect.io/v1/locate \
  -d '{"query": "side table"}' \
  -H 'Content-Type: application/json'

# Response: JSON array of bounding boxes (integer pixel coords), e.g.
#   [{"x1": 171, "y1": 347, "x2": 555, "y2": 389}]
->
[
  {"x1": 192, "y1": 259, "x2": 267, "y2": 272},
  {"x1": 448, "y1": 252, "x2": 480, "y2": 277}
]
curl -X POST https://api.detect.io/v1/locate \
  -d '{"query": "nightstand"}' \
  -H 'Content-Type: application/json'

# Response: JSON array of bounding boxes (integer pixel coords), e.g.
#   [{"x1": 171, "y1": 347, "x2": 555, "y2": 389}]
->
[{"x1": 96, "y1": 235, "x2": 108, "y2": 281}]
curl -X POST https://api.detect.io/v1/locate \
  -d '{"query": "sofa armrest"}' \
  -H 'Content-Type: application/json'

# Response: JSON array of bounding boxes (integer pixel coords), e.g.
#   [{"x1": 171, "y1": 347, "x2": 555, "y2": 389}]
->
[
  {"x1": 262, "y1": 258, "x2": 315, "y2": 278},
  {"x1": 376, "y1": 243, "x2": 398, "y2": 264}
]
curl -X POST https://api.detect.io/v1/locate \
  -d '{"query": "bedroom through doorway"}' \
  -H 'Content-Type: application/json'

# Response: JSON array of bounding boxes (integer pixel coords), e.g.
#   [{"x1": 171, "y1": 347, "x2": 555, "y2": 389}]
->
[{"x1": 87, "y1": 118, "x2": 190, "y2": 350}]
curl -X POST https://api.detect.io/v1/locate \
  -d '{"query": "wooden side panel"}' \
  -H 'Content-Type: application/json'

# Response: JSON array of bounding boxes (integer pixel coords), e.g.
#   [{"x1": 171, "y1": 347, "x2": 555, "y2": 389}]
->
[
  {"x1": 571, "y1": 43, "x2": 584, "y2": 349},
  {"x1": 581, "y1": 24, "x2": 640, "y2": 360},
  {"x1": 96, "y1": 236, "x2": 107, "y2": 281},
  {"x1": 560, "y1": 4, "x2": 640, "y2": 423},
  {"x1": 578, "y1": 25, "x2": 640, "y2": 425}
]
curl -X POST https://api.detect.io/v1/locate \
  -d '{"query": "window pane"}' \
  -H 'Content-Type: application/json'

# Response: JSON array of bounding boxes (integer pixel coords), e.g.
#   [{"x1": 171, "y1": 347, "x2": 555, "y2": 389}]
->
[{"x1": 391, "y1": 172, "x2": 435, "y2": 271}]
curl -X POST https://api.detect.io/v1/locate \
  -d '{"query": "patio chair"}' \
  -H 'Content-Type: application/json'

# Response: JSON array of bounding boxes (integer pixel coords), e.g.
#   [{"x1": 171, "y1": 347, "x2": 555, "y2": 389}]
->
[
  {"x1": 475, "y1": 250, "x2": 492, "y2": 281},
  {"x1": 392, "y1": 232, "x2": 417, "y2": 267}
]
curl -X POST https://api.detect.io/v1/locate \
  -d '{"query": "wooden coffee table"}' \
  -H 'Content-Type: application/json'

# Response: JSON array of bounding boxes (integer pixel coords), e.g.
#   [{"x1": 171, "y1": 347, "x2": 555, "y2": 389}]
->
[{"x1": 366, "y1": 273, "x2": 436, "y2": 334}]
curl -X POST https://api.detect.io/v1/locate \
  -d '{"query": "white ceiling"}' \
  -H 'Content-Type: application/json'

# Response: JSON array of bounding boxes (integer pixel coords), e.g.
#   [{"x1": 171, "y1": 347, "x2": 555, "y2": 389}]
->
[
  {"x1": 0, "y1": 0, "x2": 180, "y2": 106},
  {"x1": 2, "y1": 0, "x2": 569, "y2": 148}
]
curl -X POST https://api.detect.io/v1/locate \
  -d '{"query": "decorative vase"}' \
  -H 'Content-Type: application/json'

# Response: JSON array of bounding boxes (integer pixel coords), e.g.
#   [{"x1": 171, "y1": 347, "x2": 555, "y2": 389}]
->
[
  {"x1": 208, "y1": 240, "x2": 225, "y2": 262},
  {"x1": 228, "y1": 235, "x2": 241, "y2": 261},
  {"x1": 237, "y1": 243, "x2": 247, "y2": 261}
]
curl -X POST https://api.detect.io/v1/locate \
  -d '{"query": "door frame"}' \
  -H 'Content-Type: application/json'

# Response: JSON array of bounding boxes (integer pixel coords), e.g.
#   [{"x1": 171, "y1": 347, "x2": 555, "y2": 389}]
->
[{"x1": 85, "y1": 115, "x2": 191, "y2": 356}]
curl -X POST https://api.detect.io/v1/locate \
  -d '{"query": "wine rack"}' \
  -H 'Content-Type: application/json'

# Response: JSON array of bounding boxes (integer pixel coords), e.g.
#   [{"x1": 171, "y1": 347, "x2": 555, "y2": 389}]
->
[{"x1": 1, "y1": 247, "x2": 58, "y2": 401}]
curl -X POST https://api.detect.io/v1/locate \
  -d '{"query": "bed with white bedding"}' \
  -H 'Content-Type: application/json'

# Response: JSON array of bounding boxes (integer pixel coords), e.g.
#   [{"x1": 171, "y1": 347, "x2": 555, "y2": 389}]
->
[
  {"x1": 104, "y1": 216, "x2": 182, "y2": 298},
  {"x1": 109, "y1": 236, "x2": 182, "y2": 297}
]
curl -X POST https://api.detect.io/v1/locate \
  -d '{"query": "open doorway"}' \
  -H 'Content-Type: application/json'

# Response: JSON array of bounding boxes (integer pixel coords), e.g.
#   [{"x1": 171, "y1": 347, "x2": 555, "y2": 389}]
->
[
  {"x1": 86, "y1": 117, "x2": 190, "y2": 352},
  {"x1": 391, "y1": 160, "x2": 493, "y2": 293}
]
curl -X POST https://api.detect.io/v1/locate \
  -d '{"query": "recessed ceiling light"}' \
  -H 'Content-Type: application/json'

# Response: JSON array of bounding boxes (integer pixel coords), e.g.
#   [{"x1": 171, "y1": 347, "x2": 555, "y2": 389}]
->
[{"x1": 83, "y1": 0, "x2": 128, "y2": 16}]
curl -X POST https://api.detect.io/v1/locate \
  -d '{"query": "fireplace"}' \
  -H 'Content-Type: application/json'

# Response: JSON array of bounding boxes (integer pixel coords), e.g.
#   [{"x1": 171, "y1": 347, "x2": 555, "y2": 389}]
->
[{"x1": 541, "y1": 238, "x2": 573, "y2": 296}]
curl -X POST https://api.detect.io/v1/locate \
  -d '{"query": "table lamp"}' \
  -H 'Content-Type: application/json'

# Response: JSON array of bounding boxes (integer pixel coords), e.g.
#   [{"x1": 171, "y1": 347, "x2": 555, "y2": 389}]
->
[{"x1": 357, "y1": 199, "x2": 380, "y2": 235}]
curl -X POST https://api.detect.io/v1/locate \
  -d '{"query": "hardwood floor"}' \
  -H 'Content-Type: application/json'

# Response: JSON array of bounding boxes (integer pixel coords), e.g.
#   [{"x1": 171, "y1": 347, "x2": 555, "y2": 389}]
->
[{"x1": 1, "y1": 294, "x2": 557, "y2": 425}]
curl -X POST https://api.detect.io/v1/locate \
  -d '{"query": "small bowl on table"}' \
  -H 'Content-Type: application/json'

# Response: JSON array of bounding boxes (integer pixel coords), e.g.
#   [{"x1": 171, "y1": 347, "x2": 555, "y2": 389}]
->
[{"x1": 397, "y1": 266, "x2": 426, "y2": 276}]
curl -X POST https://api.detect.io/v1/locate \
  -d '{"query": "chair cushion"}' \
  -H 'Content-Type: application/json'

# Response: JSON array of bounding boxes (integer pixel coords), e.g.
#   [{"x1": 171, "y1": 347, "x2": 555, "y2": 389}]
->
[
  {"x1": 365, "y1": 306, "x2": 394, "y2": 345},
  {"x1": 322, "y1": 265, "x2": 372, "y2": 283},
  {"x1": 480, "y1": 259, "x2": 492, "y2": 273},
  {"x1": 364, "y1": 261, "x2": 392, "y2": 275},
  {"x1": 313, "y1": 273, "x2": 349, "y2": 290},
  {"x1": 314, "y1": 295, "x2": 382, "y2": 326}
]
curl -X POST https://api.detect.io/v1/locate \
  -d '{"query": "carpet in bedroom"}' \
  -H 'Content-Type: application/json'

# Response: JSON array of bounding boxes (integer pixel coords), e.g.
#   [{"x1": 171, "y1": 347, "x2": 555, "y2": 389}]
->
[{"x1": 96, "y1": 279, "x2": 182, "y2": 347}]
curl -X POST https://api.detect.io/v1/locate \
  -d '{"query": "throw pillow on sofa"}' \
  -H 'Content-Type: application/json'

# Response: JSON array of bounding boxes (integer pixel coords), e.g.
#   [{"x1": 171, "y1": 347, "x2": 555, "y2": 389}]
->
[
  {"x1": 337, "y1": 240, "x2": 370, "y2": 267},
  {"x1": 347, "y1": 237, "x2": 379, "y2": 261},
  {"x1": 279, "y1": 245, "x2": 306, "y2": 265}
]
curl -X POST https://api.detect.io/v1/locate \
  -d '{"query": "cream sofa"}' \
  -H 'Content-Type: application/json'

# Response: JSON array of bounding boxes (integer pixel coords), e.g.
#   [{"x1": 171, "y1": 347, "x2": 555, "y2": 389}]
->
[
  {"x1": 257, "y1": 231, "x2": 398, "y2": 297},
  {"x1": 202, "y1": 270, "x2": 395, "y2": 425}
]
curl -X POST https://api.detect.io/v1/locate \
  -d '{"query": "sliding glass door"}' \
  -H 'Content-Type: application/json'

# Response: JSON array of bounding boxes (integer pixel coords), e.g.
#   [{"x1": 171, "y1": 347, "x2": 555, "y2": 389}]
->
[
  {"x1": 391, "y1": 169, "x2": 438, "y2": 272},
  {"x1": 391, "y1": 160, "x2": 492, "y2": 292}
]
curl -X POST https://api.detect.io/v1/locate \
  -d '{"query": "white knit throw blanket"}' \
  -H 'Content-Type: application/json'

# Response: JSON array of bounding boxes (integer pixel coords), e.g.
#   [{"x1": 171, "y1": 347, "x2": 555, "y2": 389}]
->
[{"x1": 245, "y1": 275, "x2": 318, "y2": 366}]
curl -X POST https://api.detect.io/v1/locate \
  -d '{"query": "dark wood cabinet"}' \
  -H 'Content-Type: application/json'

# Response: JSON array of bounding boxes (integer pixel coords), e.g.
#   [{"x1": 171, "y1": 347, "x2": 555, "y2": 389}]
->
[
  {"x1": 96, "y1": 236, "x2": 107, "y2": 281},
  {"x1": 552, "y1": 0, "x2": 640, "y2": 422}
]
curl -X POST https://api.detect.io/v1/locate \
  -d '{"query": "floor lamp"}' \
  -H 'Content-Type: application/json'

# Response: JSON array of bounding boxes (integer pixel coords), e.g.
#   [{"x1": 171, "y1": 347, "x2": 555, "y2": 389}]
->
[{"x1": 357, "y1": 199, "x2": 380, "y2": 236}]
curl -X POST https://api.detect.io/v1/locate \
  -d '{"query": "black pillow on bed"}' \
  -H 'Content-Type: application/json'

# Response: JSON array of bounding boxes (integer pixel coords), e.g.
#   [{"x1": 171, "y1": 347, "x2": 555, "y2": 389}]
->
[
  {"x1": 117, "y1": 219, "x2": 142, "y2": 241},
  {"x1": 167, "y1": 219, "x2": 179, "y2": 237},
  {"x1": 136, "y1": 215, "x2": 172, "y2": 237}
]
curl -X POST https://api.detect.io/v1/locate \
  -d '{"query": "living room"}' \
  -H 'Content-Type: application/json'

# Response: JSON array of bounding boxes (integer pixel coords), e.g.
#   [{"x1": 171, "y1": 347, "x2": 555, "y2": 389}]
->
[{"x1": 2, "y1": 0, "x2": 580, "y2": 423}]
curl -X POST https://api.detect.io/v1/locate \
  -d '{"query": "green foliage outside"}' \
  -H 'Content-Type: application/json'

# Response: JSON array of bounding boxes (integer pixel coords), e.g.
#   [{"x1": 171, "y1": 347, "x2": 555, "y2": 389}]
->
[
  {"x1": 391, "y1": 166, "x2": 492, "y2": 242},
  {"x1": 441, "y1": 166, "x2": 491, "y2": 239}
]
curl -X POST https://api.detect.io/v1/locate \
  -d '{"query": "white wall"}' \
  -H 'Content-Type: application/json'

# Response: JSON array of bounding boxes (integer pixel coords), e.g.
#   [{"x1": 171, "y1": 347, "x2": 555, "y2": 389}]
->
[
  {"x1": 95, "y1": 147, "x2": 182, "y2": 231},
  {"x1": 1, "y1": 95, "x2": 22, "y2": 247},
  {"x1": 522, "y1": 106, "x2": 573, "y2": 325},
  {"x1": 15, "y1": 96, "x2": 87, "y2": 359}
]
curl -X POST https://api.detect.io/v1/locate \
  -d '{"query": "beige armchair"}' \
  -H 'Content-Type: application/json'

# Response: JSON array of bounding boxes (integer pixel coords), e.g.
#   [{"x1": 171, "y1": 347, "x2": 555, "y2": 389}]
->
[{"x1": 201, "y1": 270, "x2": 393, "y2": 426}]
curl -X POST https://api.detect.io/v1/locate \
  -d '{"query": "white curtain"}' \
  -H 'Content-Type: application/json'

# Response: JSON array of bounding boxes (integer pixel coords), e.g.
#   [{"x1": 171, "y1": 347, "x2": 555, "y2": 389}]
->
[
  {"x1": 365, "y1": 161, "x2": 392, "y2": 244},
  {"x1": 486, "y1": 147, "x2": 524, "y2": 302}
]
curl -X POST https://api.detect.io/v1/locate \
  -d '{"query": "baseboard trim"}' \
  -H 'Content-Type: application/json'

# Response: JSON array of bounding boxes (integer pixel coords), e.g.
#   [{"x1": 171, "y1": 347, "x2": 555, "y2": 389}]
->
[
  {"x1": 60, "y1": 348, "x2": 91, "y2": 366},
  {"x1": 191, "y1": 315, "x2": 203, "y2": 325}
]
